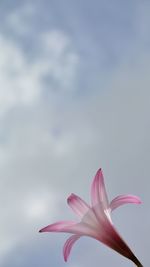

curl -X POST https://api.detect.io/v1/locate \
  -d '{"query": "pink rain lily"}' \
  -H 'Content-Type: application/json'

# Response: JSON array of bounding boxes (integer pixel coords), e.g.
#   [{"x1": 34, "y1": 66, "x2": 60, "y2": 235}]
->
[{"x1": 39, "y1": 168, "x2": 143, "y2": 267}]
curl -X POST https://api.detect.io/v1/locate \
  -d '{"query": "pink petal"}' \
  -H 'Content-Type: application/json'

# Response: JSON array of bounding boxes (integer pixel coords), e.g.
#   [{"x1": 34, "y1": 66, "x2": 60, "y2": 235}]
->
[
  {"x1": 63, "y1": 234, "x2": 80, "y2": 262},
  {"x1": 92, "y1": 210, "x2": 139, "y2": 263},
  {"x1": 64, "y1": 222, "x2": 99, "y2": 236},
  {"x1": 67, "y1": 193, "x2": 90, "y2": 218},
  {"x1": 100, "y1": 224, "x2": 136, "y2": 261},
  {"x1": 109, "y1": 194, "x2": 142, "y2": 212},
  {"x1": 91, "y1": 168, "x2": 109, "y2": 209},
  {"x1": 82, "y1": 206, "x2": 99, "y2": 226},
  {"x1": 39, "y1": 221, "x2": 76, "y2": 233},
  {"x1": 39, "y1": 221, "x2": 97, "y2": 236}
]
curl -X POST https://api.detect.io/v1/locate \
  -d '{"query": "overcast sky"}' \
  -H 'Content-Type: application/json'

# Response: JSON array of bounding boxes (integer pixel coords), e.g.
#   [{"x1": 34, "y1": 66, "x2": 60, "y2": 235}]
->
[{"x1": 0, "y1": 1, "x2": 149, "y2": 267}]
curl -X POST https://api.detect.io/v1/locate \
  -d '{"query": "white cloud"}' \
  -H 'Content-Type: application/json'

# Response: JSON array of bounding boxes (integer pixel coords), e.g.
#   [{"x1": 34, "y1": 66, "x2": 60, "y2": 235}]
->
[
  {"x1": 0, "y1": 11, "x2": 79, "y2": 260},
  {"x1": 0, "y1": 35, "x2": 40, "y2": 115},
  {"x1": 0, "y1": 28, "x2": 79, "y2": 116},
  {"x1": 23, "y1": 191, "x2": 59, "y2": 220},
  {"x1": 37, "y1": 30, "x2": 79, "y2": 91}
]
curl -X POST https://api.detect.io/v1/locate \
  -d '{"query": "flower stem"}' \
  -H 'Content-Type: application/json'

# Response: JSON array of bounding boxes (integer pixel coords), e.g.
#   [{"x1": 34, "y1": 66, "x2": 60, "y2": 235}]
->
[
  {"x1": 132, "y1": 255, "x2": 143, "y2": 267},
  {"x1": 136, "y1": 264, "x2": 143, "y2": 267}
]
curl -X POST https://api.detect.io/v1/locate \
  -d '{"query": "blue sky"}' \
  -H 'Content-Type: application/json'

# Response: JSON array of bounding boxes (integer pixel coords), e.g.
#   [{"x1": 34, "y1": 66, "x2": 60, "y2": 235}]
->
[{"x1": 0, "y1": 1, "x2": 149, "y2": 267}]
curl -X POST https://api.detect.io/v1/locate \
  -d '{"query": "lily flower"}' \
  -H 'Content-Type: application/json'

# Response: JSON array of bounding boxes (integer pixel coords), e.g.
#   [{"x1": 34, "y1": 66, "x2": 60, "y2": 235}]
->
[{"x1": 39, "y1": 168, "x2": 143, "y2": 267}]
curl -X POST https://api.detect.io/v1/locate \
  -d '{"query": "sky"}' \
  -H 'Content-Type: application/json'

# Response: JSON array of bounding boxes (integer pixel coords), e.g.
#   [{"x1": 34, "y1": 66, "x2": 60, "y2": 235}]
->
[{"x1": 0, "y1": 1, "x2": 149, "y2": 266}]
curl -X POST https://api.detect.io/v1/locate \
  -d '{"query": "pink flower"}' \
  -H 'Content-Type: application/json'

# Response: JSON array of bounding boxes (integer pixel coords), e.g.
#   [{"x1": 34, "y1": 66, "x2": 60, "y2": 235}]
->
[{"x1": 39, "y1": 168, "x2": 143, "y2": 266}]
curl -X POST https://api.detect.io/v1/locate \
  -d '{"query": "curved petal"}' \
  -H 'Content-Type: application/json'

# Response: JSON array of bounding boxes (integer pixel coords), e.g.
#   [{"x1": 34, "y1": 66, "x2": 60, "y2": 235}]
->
[
  {"x1": 63, "y1": 234, "x2": 81, "y2": 262},
  {"x1": 91, "y1": 168, "x2": 109, "y2": 209},
  {"x1": 39, "y1": 221, "x2": 76, "y2": 233},
  {"x1": 39, "y1": 221, "x2": 98, "y2": 237},
  {"x1": 110, "y1": 194, "x2": 142, "y2": 212},
  {"x1": 67, "y1": 193, "x2": 90, "y2": 218}
]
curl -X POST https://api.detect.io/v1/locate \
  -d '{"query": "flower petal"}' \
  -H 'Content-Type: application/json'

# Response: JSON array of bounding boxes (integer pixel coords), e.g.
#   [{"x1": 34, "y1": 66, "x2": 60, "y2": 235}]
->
[
  {"x1": 39, "y1": 221, "x2": 76, "y2": 233},
  {"x1": 99, "y1": 223, "x2": 137, "y2": 262},
  {"x1": 63, "y1": 234, "x2": 80, "y2": 262},
  {"x1": 91, "y1": 168, "x2": 109, "y2": 209},
  {"x1": 67, "y1": 193, "x2": 90, "y2": 218},
  {"x1": 109, "y1": 194, "x2": 142, "y2": 212},
  {"x1": 39, "y1": 221, "x2": 97, "y2": 236},
  {"x1": 91, "y1": 209, "x2": 139, "y2": 263}
]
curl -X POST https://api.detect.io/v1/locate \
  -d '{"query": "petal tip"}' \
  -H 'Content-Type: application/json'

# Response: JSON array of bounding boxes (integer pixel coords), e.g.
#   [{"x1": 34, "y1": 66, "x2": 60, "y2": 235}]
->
[
  {"x1": 133, "y1": 196, "x2": 142, "y2": 204},
  {"x1": 64, "y1": 255, "x2": 68, "y2": 262},
  {"x1": 39, "y1": 228, "x2": 44, "y2": 233},
  {"x1": 67, "y1": 193, "x2": 76, "y2": 203},
  {"x1": 95, "y1": 168, "x2": 103, "y2": 180},
  {"x1": 97, "y1": 168, "x2": 102, "y2": 174}
]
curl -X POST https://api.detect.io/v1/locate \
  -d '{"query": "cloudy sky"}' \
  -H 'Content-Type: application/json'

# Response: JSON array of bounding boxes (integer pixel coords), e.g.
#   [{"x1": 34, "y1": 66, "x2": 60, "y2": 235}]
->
[{"x1": 0, "y1": 1, "x2": 149, "y2": 266}]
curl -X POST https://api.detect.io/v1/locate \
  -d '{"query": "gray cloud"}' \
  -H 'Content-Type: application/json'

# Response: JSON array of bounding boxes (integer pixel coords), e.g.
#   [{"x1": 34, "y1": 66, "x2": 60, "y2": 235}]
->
[{"x1": 0, "y1": 1, "x2": 149, "y2": 267}]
